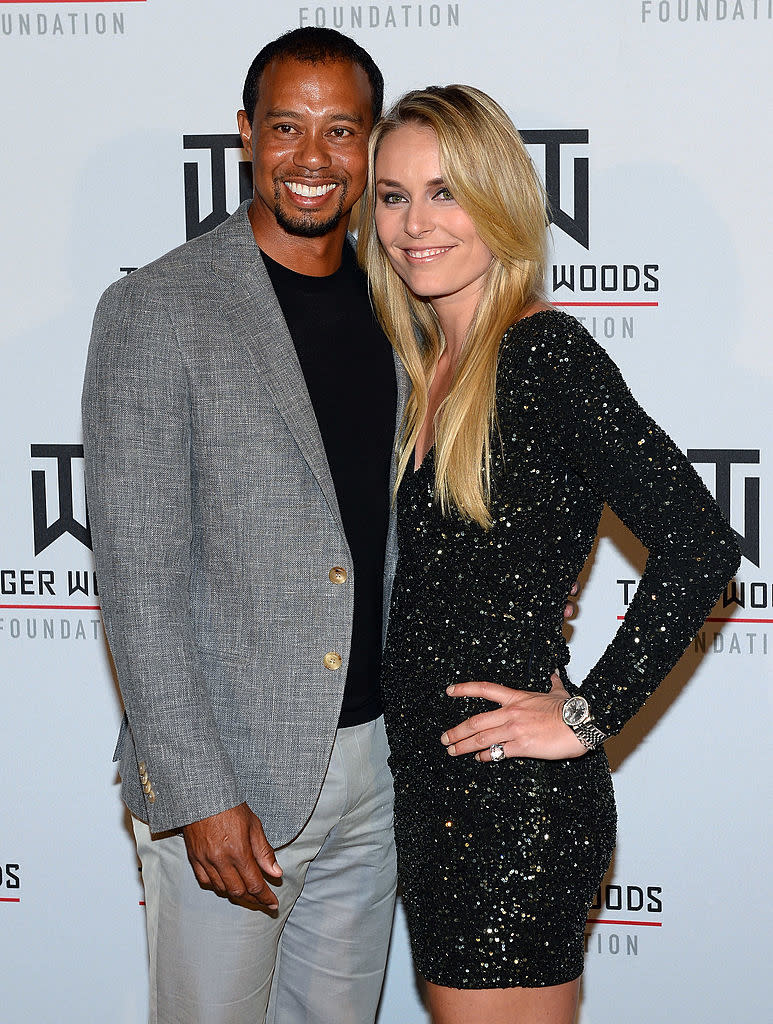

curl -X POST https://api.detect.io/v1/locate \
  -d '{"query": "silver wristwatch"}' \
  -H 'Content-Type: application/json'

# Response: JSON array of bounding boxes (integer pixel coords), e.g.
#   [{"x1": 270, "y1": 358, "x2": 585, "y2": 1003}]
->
[{"x1": 562, "y1": 695, "x2": 606, "y2": 750}]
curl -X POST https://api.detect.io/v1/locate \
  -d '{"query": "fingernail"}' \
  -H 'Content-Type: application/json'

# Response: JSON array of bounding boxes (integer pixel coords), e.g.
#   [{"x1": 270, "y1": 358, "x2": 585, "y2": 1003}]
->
[
  {"x1": 446, "y1": 744, "x2": 456, "y2": 756},
  {"x1": 474, "y1": 753, "x2": 481, "y2": 762},
  {"x1": 446, "y1": 684, "x2": 456, "y2": 694},
  {"x1": 440, "y1": 732, "x2": 449, "y2": 745}
]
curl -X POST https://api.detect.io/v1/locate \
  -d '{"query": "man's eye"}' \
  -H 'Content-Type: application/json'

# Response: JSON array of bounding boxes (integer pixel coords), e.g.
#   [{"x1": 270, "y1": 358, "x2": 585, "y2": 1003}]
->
[
  {"x1": 329, "y1": 127, "x2": 353, "y2": 138},
  {"x1": 275, "y1": 124, "x2": 297, "y2": 134}
]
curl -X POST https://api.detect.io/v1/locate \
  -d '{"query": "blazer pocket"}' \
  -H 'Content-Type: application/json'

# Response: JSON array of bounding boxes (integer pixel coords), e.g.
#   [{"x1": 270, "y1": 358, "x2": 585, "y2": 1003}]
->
[
  {"x1": 194, "y1": 641, "x2": 253, "y2": 669},
  {"x1": 112, "y1": 712, "x2": 129, "y2": 763}
]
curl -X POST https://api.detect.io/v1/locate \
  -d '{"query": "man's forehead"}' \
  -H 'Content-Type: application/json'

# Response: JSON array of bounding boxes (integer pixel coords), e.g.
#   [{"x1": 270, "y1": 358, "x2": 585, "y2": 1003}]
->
[{"x1": 257, "y1": 56, "x2": 372, "y2": 110}]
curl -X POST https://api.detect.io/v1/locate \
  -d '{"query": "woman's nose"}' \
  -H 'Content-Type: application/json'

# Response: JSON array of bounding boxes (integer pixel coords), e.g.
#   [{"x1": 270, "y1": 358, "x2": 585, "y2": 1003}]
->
[{"x1": 404, "y1": 202, "x2": 434, "y2": 238}]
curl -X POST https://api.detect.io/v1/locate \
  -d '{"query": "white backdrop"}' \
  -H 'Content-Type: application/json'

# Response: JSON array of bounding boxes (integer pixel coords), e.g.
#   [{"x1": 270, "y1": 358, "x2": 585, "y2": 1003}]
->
[{"x1": 1, "y1": 2, "x2": 770, "y2": 1021}]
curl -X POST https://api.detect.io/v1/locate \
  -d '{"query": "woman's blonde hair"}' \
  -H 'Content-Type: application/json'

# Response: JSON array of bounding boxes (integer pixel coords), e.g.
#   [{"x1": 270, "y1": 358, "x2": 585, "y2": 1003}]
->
[{"x1": 358, "y1": 84, "x2": 548, "y2": 528}]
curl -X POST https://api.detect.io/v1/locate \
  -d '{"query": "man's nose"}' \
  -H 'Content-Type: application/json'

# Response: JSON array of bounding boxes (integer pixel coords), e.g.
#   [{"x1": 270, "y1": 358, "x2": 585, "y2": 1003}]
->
[{"x1": 293, "y1": 130, "x2": 331, "y2": 171}]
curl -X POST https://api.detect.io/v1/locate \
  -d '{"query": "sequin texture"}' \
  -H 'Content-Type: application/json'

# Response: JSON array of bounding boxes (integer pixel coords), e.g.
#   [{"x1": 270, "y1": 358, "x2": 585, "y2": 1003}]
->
[{"x1": 381, "y1": 310, "x2": 740, "y2": 988}]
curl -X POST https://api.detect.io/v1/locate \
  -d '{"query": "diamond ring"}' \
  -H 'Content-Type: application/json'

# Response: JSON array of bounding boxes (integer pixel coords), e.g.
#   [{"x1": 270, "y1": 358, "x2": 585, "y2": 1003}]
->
[{"x1": 489, "y1": 743, "x2": 506, "y2": 761}]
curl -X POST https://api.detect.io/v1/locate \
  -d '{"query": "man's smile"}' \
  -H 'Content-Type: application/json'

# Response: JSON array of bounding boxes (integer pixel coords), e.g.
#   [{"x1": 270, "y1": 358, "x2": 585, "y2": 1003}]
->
[{"x1": 284, "y1": 180, "x2": 339, "y2": 198}]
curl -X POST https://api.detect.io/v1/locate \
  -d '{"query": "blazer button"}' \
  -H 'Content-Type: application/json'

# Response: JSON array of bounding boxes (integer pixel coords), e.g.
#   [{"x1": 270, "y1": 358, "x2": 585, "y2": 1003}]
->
[
  {"x1": 324, "y1": 652, "x2": 343, "y2": 670},
  {"x1": 138, "y1": 762, "x2": 147, "y2": 773},
  {"x1": 329, "y1": 567, "x2": 348, "y2": 584},
  {"x1": 147, "y1": 791, "x2": 156, "y2": 804},
  {"x1": 143, "y1": 781, "x2": 152, "y2": 795}
]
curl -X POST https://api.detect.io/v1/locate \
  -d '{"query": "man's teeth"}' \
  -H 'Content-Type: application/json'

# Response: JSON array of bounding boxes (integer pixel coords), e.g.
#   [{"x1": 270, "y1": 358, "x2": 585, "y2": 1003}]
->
[
  {"x1": 406, "y1": 247, "x2": 450, "y2": 259},
  {"x1": 285, "y1": 181, "x2": 337, "y2": 197}
]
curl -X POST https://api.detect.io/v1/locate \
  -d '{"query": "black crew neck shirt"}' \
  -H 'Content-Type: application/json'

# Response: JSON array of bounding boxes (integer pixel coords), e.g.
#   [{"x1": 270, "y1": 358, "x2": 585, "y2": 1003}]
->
[{"x1": 261, "y1": 244, "x2": 397, "y2": 727}]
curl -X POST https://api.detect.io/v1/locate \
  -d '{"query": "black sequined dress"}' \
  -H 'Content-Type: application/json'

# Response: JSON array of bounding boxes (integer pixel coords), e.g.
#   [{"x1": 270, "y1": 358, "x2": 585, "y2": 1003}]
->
[{"x1": 381, "y1": 310, "x2": 739, "y2": 988}]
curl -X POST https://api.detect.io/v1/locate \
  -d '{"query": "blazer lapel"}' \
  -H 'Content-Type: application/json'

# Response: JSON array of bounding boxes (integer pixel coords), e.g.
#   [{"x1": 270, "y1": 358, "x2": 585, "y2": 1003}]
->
[
  {"x1": 390, "y1": 354, "x2": 410, "y2": 490},
  {"x1": 382, "y1": 351, "x2": 411, "y2": 641},
  {"x1": 214, "y1": 204, "x2": 346, "y2": 538}
]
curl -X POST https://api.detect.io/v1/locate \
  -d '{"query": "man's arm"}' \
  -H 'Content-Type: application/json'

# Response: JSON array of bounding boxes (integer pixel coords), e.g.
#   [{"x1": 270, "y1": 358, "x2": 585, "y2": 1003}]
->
[
  {"x1": 83, "y1": 278, "x2": 280, "y2": 905},
  {"x1": 83, "y1": 279, "x2": 239, "y2": 828}
]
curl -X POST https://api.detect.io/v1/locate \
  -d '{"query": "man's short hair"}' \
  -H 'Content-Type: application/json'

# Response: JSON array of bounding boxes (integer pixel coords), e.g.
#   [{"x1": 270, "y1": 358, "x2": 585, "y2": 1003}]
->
[{"x1": 242, "y1": 27, "x2": 384, "y2": 126}]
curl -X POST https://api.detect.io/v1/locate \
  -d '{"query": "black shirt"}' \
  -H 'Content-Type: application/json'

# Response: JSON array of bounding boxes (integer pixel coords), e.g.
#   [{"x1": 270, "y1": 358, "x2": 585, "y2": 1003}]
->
[{"x1": 262, "y1": 244, "x2": 397, "y2": 727}]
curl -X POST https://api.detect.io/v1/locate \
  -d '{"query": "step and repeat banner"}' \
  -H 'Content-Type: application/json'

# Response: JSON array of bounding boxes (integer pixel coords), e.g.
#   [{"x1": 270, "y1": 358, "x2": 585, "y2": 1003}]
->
[{"x1": 1, "y1": 2, "x2": 770, "y2": 1021}]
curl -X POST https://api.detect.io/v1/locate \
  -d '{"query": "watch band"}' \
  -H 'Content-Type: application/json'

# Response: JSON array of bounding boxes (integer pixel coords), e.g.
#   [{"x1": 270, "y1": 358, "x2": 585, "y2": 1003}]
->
[{"x1": 572, "y1": 720, "x2": 607, "y2": 750}]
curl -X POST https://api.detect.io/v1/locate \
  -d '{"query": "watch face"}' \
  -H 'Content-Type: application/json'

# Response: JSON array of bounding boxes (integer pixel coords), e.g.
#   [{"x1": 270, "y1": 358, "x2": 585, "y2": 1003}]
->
[{"x1": 562, "y1": 696, "x2": 589, "y2": 727}]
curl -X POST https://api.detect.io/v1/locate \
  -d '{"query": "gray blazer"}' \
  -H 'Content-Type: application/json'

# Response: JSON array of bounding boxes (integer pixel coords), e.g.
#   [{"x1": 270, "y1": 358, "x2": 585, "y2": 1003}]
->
[{"x1": 82, "y1": 201, "x2": 407, "y2": 846}]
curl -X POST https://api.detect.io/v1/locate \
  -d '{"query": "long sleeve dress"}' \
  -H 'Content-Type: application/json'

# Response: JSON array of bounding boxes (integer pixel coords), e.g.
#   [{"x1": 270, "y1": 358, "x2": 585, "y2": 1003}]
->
[{"x1": 380, "y1": 309, "x2": 740, "y2": 989}]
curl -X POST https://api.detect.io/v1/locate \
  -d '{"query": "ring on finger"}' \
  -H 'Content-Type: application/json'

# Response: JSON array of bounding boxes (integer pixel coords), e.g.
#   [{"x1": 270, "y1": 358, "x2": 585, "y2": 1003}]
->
[{"x1": 489, "y1": 743, "x2": 506, "y2": 761}]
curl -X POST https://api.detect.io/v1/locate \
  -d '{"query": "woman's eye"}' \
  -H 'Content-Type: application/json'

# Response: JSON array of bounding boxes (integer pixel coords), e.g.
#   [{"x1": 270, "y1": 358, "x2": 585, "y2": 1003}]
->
[
  {"x1": 381, "y1": 193, "x2": 406, "y2": 205},
  {"x1": 434, "y1": 187, "x2": 454, "y2": 201}
]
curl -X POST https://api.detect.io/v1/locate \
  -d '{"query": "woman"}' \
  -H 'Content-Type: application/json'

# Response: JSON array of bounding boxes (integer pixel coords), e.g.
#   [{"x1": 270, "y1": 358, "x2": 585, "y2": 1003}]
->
[{"x1": 357, "y1": 86, "x2": 740, "y2": 1024}]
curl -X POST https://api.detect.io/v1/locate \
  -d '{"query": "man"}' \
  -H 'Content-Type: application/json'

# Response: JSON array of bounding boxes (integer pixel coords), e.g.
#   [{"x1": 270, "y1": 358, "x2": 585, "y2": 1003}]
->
[{"x1": 83, "y1": 28, "x2": 403, "y2": 1024}]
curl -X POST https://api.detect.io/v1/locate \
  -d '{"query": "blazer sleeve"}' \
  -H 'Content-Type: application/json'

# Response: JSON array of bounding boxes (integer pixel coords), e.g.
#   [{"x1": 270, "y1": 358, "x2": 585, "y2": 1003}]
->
[
  {"x1": 516, "y1": 314, "x2": 741, "y2": 736},
  {"x1": 82, "y1": 277, "x2": 242, "y2": 831}
]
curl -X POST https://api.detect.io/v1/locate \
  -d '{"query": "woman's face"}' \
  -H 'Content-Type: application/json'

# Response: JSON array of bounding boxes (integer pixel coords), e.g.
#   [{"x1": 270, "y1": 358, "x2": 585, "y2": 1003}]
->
[{"x1": 373, "y1": 124, "x2": 492, "y2": 313}]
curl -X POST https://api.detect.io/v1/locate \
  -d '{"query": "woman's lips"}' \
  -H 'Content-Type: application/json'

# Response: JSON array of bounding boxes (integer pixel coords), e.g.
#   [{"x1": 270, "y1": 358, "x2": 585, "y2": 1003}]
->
[{"x1": 402, "y1": 245, "x2": 454, "y2": 262}]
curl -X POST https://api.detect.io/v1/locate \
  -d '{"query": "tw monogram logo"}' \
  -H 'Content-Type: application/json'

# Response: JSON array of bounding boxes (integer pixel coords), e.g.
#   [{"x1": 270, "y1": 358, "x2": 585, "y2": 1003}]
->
[
  {"x1": 687, "y1": 449, "x2": 760, "y2": 567},
  {"x1": 521, "y1": 130, "x2": 589, "y2": 250},
  {"x1": 182, "y1": 130, "x2": 591, "y2": 247},
  {"x1": 31, "y1": 445, "x2": 92, "y2": 555},
  {"x1": 184, "y1": 134, "x2": 252, "y2": 240}
]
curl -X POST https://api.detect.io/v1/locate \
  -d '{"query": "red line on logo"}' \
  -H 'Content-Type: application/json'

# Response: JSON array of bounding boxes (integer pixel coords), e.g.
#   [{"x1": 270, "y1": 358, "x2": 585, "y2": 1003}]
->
[
  {"x1": 0, "y1": 2, "x2": 146, "y2": 5},
  {"x1": 139, "y1": 901, "x2": 145, "y2": 906},
  {"x1": 586, "y1": 918, "x2": 662, "y2": 927},
  {"x1": 705, "y1": 617, "x2": 773, "y2": 624},
  {"x1": 553, "y1": 302, "x2": 659, "y2": 308},
  {"x1": 0, "y1": 603, "x2": 100, "y2": 611},
  {"x1": 0, "y1": 897, "x2": 21, "y2": 903},
  {"x1": 617, "y1": 615, "x2": 772, "y2": 624}
]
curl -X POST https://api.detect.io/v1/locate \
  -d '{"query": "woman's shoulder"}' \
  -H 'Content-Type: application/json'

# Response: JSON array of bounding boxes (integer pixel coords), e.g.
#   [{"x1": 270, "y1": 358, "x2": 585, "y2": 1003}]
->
[
  {"x1": 501, "y1": 306, "x2": 588, "y2": 348},
  {"x1": 496, "y1": 306, "x2": 635, "y2": 417},
  {"x1": 498, "y1": 306, "x2": 607, "y2": 376}
]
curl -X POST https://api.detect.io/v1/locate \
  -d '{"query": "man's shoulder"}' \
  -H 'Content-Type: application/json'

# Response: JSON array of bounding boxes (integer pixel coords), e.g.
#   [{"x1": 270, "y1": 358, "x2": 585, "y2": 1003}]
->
[
  {"x1": 99, "y1": 202, "x2": 252, "y2": 310},
  {"x1": 100, "y1": 228, "x2": 215, "y2": 309}
]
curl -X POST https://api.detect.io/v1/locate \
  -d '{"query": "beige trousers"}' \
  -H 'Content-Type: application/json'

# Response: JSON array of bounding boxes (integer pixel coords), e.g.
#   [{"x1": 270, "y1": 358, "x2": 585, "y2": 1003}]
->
[{"x1": 133, "y1": 716, "x2": 397, "y2": 1024}]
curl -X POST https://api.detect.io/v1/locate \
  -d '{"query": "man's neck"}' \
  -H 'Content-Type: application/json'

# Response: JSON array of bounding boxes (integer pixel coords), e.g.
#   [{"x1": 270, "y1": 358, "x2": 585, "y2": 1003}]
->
[{"x1": 247, "y1": 200, "x2": 349, "y2": 277}]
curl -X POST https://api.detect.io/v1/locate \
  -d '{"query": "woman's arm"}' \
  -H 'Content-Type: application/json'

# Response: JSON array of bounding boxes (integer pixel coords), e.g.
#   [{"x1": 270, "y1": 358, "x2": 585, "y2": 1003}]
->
[
  {"x1": 536, "y1": 315, "x2": 740, "y2": 736},
  {"x1": 441, "y1": 313, "x2": 740, "y2": 760}
]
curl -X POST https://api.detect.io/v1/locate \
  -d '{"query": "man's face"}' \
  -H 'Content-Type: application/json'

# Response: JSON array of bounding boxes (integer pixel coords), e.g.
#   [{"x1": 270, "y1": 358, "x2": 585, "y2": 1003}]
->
[{"x1": 238, "y1": 57, "x2": 374, "y2": 239}]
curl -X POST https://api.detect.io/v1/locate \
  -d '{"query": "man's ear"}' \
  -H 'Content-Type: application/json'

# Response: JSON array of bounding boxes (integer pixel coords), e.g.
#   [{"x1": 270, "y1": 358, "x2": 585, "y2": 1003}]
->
[{"x1": 237, "y1": 110, "x2": 253, "y2": 157}]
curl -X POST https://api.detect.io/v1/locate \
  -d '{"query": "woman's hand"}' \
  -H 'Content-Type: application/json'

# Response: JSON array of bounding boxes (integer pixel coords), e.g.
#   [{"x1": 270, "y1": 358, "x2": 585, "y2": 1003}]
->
[{"x1": 440, "y1": 673, "x2": 588, "y2": 761}]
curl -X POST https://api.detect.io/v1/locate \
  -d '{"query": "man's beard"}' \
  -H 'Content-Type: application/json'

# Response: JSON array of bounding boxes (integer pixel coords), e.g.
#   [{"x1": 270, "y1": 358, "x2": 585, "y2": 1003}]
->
[{"x1": 272, "y1": 179, "x2": 348, "y2": 238}]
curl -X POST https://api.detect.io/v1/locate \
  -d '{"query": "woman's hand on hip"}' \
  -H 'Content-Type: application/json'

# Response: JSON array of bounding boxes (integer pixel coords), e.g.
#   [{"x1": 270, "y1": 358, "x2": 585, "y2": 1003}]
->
[{"x1": 440, "y1": 673, "x2": 588, "y2": 761}]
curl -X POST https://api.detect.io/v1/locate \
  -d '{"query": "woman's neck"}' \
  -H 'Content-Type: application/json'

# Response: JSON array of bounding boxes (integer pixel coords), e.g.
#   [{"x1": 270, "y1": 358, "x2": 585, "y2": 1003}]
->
[{"x1": 432, "y1": 293, "x2": 478, "y2": 367}]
